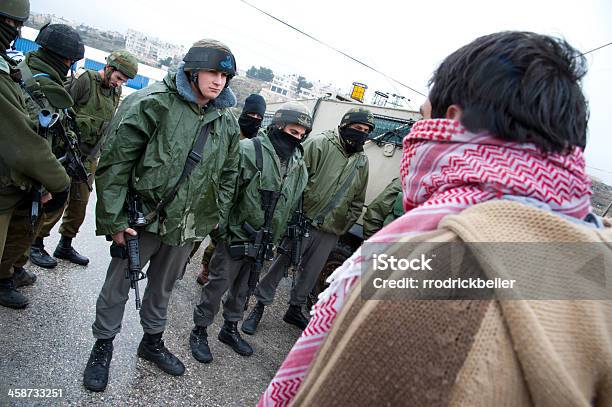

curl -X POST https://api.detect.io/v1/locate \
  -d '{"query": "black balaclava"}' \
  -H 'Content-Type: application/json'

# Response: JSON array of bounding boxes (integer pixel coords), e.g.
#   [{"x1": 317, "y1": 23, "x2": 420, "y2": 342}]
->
[
  {"x1": 34, "y1": 48, "x2": 70, "y2": 79},
  {"x1": 239, "y1": 114, "x2": 262, "y2": 139},
  {"x1": 239, "y1": 94, "x2": 266, "y2": 138},
  {"x1": 339, "y1": 127, "x2": 369, "y2": 154},
  {"x1": 269, "y1": 126, "x2": 300, "y2": 163},
  {"x1": 0, "y1": 21, "x2": 19, "y2": 52}
]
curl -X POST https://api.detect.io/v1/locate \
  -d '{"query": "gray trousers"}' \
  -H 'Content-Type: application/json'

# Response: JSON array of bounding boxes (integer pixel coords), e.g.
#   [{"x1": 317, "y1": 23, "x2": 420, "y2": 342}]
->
[
  {"x1": 92, "y1": 231, "x2": 192, "y2": 339},
  {"x1": 193, "y1": 241, "x2": 251, "y2": 327},
  {"x1": 255, "y1": 228, "x2": 339, "y2": 306}
]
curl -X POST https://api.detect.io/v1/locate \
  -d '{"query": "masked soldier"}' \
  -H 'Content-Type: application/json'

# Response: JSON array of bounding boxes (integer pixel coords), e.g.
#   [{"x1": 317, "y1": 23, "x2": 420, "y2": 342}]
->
[
  {"x1": 190, "y1": 101, "x2": 309, "y2": 363},
  {"x1": 362, "y1": 177, "x2": 404, "y2": 240},
  {"x1": 0, "y1": 23, "x2": 84, "y2": 299},
  {"x1": 0, "y1": 0, "x2": 70, "y2": 309},
  {"x1": 195, "y1": 92, "x2": 267, "y2": 286},
  {"x1": 82, "y1": 39, "x2": 240, "y2": 392},
  {"x1": 243, "y1": 107, "x2": 372, "y2": 333},
  {"x1": 27, "y1": 50, "x2": 139, "y2": 268}
]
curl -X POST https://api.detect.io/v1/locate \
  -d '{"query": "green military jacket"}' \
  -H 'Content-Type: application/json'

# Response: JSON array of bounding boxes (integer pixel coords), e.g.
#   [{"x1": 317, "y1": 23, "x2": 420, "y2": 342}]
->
[
  {"x1": 0, "y1": 54, "x2": 70, "y2": 213},
  {"x1": 302, "y1": 129, "x2": 369, "y2": 236},
  {"x1": 226, "y1": 130, "x2": 308, "y2": 245},
  {"x1": 362, "y1": 177, "x2": 403, "y2": 240},
  {"x1": 66, "y1": 69, "x2": 120, "y2": 169},
  {"x1": 20, "y1": 51, "x2": 77, "y2": 159},
  {"x1": 95, "y1": 71, "x2": 241, "y2": 246}
]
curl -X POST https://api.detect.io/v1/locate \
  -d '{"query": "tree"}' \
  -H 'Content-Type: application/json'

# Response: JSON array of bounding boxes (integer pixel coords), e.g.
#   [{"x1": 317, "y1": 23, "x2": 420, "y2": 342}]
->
[
  {"x1": 158, "y1": 57, "x2": 173, "y2": 67},
  {"x1": 297, "y1": 75, "x2": 313, "y2": 94},
  {"x1": 246, "y1": 66, "x2": 274, "y2": 82}
]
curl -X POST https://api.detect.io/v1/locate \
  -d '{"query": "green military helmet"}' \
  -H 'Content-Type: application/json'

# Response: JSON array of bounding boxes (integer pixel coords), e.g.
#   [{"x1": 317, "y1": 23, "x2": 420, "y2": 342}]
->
[
  {"x1": 35, "y1": 23, "x2": 85, "y2": 61},
  {"x1": 340, "y1": 107, "x2": 375, "y2": 132},
  {"x1": 106, "y1": 50, "x2": 138, "y2": 79},
  {"x1": 0, "y1": 0, "x2": 30, "y2": 22},
  {"x1": 272, "y1": 101, "x2": 313, "y2": 134},
  {"x1": 183, "y1": 39, "x2": 236, "y2": 85}
]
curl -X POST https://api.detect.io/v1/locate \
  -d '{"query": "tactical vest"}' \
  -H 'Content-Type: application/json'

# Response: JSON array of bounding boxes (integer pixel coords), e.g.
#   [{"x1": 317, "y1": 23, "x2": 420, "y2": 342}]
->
[{"x1": 69, "y1": 69, "x2": 120, "y2": 150}]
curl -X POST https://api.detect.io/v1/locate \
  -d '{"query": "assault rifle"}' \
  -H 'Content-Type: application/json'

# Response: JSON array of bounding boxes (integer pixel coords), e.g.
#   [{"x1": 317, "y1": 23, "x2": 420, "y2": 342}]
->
[
  {"x1": 50, "y1": 113, "x2": 91, "y2": 192},
  {"x1": 278, "y1": 195, "x2": 310, "y2": 286},
  {"x1": 229, "y1": 189, "x2": 281, "y2": 310},
  {"x1": 109, "y1": 192, "x2": 147, "y2": 309}
]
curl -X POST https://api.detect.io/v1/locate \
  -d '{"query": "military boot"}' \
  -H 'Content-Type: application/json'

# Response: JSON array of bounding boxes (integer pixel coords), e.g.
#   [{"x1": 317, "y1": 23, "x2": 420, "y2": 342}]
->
[
  {"x1": 29, "y1": 237, "x2": 57, "y2": 268},
  {"x1": 137, "y1": 332, "x2": 185, "y2": 376},
  {"x1": 12, "y1": 267, "x2": 37, "y2": 287},
  {"x1": 0, "y1": 278, "x2": 28, "y2": 309},
  {"x1": 218, "y1": 320, "x2": 253, "y2": 356},
  {"x1": 189, "y1": 325, "x2": 213, "y2": 363},
  {"x1": 83, "y1": 338, "x2": 114, "y2": 392},
  {"x1": 283, "y1": 304, "x2": 309, "y2": 330},
  {"x1": 54, "y1": 235, "x2": 89, "y2": 266},
  {"x1": 241, "y1": 302, "x2": 265, "y2": 335},
  {"x1": 196, "y1": 263, "x2": 209, "y2": 285}
]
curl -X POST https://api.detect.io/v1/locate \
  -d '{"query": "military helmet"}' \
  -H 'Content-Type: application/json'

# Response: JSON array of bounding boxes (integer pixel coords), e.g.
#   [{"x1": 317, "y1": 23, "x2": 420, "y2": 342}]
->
[
  {"x1": 35, "y1": 23, "x2": 84, "y2": 61},
  {"x1": 339, "y1": 107, "x2": 375, "y2": 132},
  {"x1": 106, "y1": 50, "x2": 138, "y2": 79},
  {"x1": 272, "y1": 101, "x2": 313, "y2": 134},
  {"x1": 183, "y1": 39, "x2": 236, "y2": 80},
  {"x1": 0, "y1": 0, "x2": 30, "y2": 22}
]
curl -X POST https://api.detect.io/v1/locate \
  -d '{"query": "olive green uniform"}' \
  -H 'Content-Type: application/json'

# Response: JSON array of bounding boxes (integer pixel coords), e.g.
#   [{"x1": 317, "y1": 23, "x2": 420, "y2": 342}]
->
[
  {"x1": 50, "y1": 69, "x2": 121, "y2": 239},
  {"x1": 255, "y1": 129, "x2": 369, "y2": 306},
  {"x1": 0, "y1": 53, "x2": 70, "y2": 278},
  {"x1": 362, "y1": 177, "x2": 404, "y2": 240}
]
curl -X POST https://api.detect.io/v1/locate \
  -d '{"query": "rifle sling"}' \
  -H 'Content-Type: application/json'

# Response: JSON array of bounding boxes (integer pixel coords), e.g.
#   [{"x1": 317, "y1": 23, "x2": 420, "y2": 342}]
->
[
  {"x1": 312, "y1": 159, "x2": 362, "y2": 227},
  {"x1": 143, "y1": 123, "x2": 211, "y2": 224}
]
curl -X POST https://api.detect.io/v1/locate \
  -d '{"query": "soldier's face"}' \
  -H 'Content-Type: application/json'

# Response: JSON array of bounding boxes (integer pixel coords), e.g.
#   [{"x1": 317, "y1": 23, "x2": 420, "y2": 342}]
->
[
  {"x1": 283, "y1": 124, "x2": 307, "y2": 140},
  {"x1": 109, "y1": 70, "x2": 129, "y2": 88},
  {"x1": 348, "y1": 123, "x2": 371, "y2": 133},
  {"x1": 197, "y1": 71, "x2": 227, "y2": 100}
]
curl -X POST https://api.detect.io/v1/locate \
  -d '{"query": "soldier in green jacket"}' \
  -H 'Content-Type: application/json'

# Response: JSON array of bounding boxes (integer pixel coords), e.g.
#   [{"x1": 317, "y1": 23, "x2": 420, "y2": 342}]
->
[
  {"x1": 243, "y1": 107, "x2": 372, "y2": 333},
  {"x1": 28, "y1": 50, "x2": 139, "y2": 268},
  {"x1": 362, "y1": 177, "x2": 404, "y2": 240},
  {"x1": 82, "y1": 39, "x2": 241, "y2": 392},
  {"x1": 0, "y1": 0, "x2": 70, "y2": 309},
  {"x1": 0, "y1": 22, "x2": 82, "y2": 306},
  {"x1": 190, "y1": 101, "x2": 310, "y2": 363}
]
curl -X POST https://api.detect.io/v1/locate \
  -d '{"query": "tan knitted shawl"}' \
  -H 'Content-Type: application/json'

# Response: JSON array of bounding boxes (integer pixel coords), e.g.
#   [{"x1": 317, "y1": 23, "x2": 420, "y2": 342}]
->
[{"x1": 292, "y1": 200, "x2": 612, "y2": 407}]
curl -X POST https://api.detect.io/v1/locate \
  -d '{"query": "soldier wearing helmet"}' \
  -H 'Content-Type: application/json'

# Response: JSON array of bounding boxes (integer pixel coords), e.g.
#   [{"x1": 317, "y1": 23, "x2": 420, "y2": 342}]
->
[
  {"x1": 243, "y1": 107, "x2": 372, "y2": 334},
  {"x1": 83, "y1": 39, "x2": 241, "y2": 392},
  {"x1": 1, "y1": 22, "x2": 85, "y2": 304},
  {"x1": 0, "y1": 0, "x2": 70, "y2": 310},
  {"x1": 28, "y1": 50, "x2": 139, "y2": 268},
  {"x1": 189, "y1": 101, "x2": 310, "y2": 362}
]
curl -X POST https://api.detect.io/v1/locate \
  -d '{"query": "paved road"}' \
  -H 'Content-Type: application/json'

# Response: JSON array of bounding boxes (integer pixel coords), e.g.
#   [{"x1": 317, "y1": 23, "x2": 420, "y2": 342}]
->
[{"x1": 0, "y1": 195, "x2": 303, "y2": 406}]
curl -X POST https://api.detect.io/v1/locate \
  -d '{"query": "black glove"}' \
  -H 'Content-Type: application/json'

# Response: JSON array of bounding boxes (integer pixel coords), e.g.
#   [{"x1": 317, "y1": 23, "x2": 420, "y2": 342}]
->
[{"x1": 43, "y1": 188, "x2": 69, "y2": 212}]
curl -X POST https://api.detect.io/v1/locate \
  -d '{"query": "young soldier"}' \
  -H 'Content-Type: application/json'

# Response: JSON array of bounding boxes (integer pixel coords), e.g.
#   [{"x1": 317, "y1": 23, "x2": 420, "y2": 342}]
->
[
  {"x1": 82, "y1": 39, "x2": 240, "y2": 392},
  {"x1": 243, "y1": 108, "x2": 372, "y2": 333},
  {"x1": 195, "y1": 92, "x2": 267, "y2": 286},
  {"x1": 0, "y1": 23, "x2": 83, "y2": 300},
  {"x1": 189, "y1": 101, "x2": 310, "y2": 363},
  {"x1": 27, "y1": 50, "x2": 139, "y2": 267},
  {"x1": 0, "y1": 0, "x2": 70, "y2": 309}
]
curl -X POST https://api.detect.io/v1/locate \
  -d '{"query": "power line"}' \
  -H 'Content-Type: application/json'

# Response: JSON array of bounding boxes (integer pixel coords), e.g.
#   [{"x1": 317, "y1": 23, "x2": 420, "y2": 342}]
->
[
  {"x1": 586, "y1": 165, "x2": 612, "y2": 175},
  {"x1": 238, "y1": 0, "x2": 428, "y2": 98},
  {"x1": 580, "y1": 42, "x2": 612, "y2": 56}
]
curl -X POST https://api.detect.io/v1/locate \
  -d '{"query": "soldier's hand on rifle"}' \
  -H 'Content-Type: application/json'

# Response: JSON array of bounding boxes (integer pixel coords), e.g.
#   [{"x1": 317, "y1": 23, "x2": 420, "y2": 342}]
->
[
  {"x1": 112, "y1": 228, "x2": 137, "y2": 247},
  {"x1": 41, "y1": 192, "x2": 52, "y2": 204}
]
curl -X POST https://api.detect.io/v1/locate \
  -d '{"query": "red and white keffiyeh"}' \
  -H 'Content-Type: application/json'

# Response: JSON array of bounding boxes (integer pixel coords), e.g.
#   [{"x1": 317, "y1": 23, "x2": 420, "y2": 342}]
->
[{"x1": 258, "y1": 119, "x2": 592, "y2": 407}]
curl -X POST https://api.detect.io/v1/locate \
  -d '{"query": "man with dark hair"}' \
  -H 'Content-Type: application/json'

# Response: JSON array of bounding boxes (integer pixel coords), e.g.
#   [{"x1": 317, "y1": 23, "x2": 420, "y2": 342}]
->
[
  {"x1": 26, "y1": 50, "x2": 139, "y2": 268},
  {"x1": 260, "y1": 31, "x2": 608, "y2": 406},
  {"x1": 195, "y1": 92, "x2": 266, "y2": 286},
  {"x1": 82, "y1": 39, "x2": 240, "y2": 392},
  {"x1": 0, "y1": 22, "x2": 84, "y2": 303},
  {"x1": 0, "y1": 0, "x2": 70, "y2": 309},
  {"x1": 242, "y1": 107, "x2": 372, "y2": 334}
]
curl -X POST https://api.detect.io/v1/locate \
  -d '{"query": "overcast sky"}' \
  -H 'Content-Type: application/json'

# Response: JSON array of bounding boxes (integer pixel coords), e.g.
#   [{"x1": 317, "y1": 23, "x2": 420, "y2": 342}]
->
[{"x1": 31, "y1": 0, "x2": 612, "y2": 184}]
